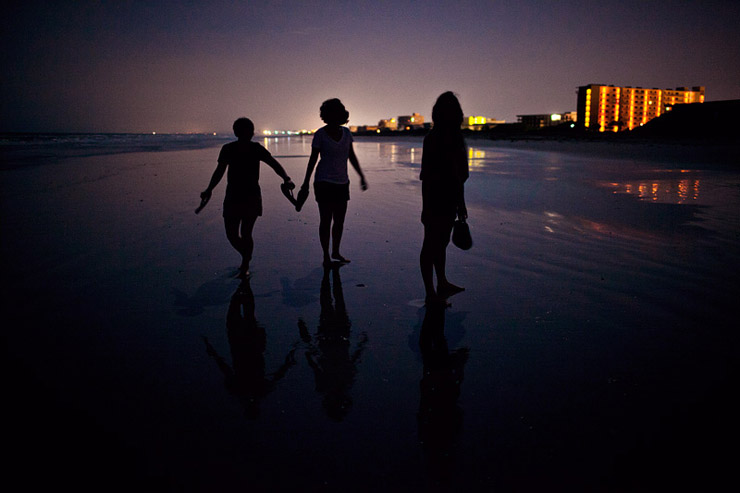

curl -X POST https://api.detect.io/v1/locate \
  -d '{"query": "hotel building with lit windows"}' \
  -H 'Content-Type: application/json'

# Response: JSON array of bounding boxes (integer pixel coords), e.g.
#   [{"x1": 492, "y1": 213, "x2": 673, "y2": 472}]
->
[{"x1": 576, "y1": 84, "x2": 705, "y2": 132}]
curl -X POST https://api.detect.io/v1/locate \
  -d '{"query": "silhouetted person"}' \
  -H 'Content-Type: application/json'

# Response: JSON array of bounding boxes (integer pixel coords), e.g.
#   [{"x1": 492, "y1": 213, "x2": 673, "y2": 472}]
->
[
  {"x1": 418, "y1": 304, "x2": 469, "y2": 490},
  {"x1": 299, "y1": 265, "x2": 367, "y2": 421},
  {"x1": 420, "y1": 92, "x2": 469, "y2": 305},
  {"x1": 203, "y1": 279, "x2": 296, "y2": 419},
  {"x1": 300, "y1": 99, "x2": 368, "y2": 267},
  {"x1": 201, "y1": 117, "x2": 294, "y2": 278}
]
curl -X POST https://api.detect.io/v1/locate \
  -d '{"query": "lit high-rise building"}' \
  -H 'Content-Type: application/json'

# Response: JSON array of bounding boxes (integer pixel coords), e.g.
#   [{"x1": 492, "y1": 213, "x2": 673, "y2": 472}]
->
[{"x1": 577, "y1": 84, "x2": 705, "y2": 132}]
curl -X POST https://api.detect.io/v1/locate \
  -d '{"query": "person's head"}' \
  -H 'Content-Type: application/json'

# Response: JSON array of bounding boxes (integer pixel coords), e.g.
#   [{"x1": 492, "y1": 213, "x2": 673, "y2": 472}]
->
[
  {"x1": 431, "y1": 91, "x2": 463, "y2": 130},
  {"x1": 233, "y1": 117, "x2": 255, "y2": 139},
  {"x1": 320, "y1": 98, "x2": 350, "y2": 126}
]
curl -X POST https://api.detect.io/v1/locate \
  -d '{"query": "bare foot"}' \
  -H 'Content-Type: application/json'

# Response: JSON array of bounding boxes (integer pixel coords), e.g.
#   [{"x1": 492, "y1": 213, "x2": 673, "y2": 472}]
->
[
  {"x1": 332, "y1": 253, "x2": 351, "y2": 264},
  {"x1": 437, "y1": 282, "x2": 465, "y2": 299}
]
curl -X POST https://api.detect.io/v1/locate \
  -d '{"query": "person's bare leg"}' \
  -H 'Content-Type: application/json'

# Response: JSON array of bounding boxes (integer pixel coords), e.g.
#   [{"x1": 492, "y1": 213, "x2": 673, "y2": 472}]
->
[
  {"x1": 331, "y1": 201, "x2": 350, "y2": 263},
  {"x1": 420, "y1": 239, "x2": 437, "y2": 302},
  {"x1": 225, "y1": 216, "x2": 245, "y2": 275},
  {"x1": 430, "y1": 219, "x2": 464, "y2": 299},
  {"x1": 238, "y1": 215, "x2": 257, "y2": 277},
  {"x1": 421, "y1": 223, "x2": 450, "y2": 306},
  {"x1": 318, "y1": 202, "x2": 332, "y2": 266}
]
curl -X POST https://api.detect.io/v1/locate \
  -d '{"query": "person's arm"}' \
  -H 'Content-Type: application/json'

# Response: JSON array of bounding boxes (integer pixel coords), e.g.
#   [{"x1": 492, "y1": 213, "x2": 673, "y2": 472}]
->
[
  {"x1": 348, "y1": 143, "x2": 368, "y2": 191},
  {"x1": 457, "y1": 142, "x2": 468, "y2": 220},
  {"x1": 263, "y1": 154, "x2": 294, "y2": 188},
  {"x1": 301, "y1": 148, "x2": 320, "y2": 190},
  {"x1": 457, "y1": 186, "x2": 468, "y2": 220},
  {"x1": 201, "y1": 161, "x2": 227, "y2": 199}
]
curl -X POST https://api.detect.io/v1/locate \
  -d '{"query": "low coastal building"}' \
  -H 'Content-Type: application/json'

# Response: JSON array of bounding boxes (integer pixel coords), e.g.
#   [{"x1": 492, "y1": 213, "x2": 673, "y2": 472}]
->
[
  {"x1": 464, "y1": 116, "x2": 506, "y2": 131},
  {"x1": 577, "y1": 84, "x2": 705, "y2": 132},
  {"x1": 517, "y1": 112, "x2": 575, "y2": 130},
  {"x1": 378, "y1": 118, "x2": 398, "y2": 131},
  {"x1": 397, "y1": 113, "x2": 424, "y2": 130}
]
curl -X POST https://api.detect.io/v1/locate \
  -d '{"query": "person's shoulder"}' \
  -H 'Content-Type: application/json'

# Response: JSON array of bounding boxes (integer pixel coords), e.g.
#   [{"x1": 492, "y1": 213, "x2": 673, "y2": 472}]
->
[
  {"x1": 423, "y1": 131, "x2": 438, "y2": 145},
  {"x1": 312, "y1": 127, "x2": 326, "y2": 145},
  {"x1": 257, "y1": 142, "x2": 272, "y2": 158},
  {"x1": 218, "y1": 140, "x2": 237, "y2": 159}
]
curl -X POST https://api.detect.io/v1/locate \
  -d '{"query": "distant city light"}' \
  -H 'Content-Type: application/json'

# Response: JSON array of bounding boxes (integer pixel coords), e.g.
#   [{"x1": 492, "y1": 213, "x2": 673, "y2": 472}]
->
[{"x1": 550, "y1": 114, "x2": 561, "y2": 121}]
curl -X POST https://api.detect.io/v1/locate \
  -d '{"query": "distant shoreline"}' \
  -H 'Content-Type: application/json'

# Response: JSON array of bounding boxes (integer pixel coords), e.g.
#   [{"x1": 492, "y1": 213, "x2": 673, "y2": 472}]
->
[{"x1": 2, "y1": 130, "x2": 737, "y2": 170}]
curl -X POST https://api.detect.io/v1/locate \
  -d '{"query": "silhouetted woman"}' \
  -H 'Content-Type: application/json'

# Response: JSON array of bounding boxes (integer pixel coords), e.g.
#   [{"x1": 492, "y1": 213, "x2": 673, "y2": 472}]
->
[
  {"x1": 420, "y1": 92, "x2": 469, "y2": 305},
  {"x1": 300, "y1": 99, "x2": 367, "y2": 267},
  {"x1": 201, "y1": 117, "x2": 294, "y2": 278}
]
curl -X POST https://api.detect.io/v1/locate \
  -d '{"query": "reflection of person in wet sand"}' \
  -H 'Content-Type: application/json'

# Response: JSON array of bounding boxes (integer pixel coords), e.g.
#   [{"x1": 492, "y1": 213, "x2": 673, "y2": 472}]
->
[
  {"x1": 417, "y1": 304, "x2": 469, "y2": 488},
  {"x1": 300, "y1": 99, "x2": 368, "y2": 267},
  {"x1": 200, "y1": 117, "x2": 295, "y2": 278},
  {"x1": 203, "y1": 279, "x2": 297, "y2": 419},
  {"x1": 420, "y1": 92, "x2": 469, "y2": 305},
  {"x1": 299, "y1": 265, "x2": 368, "y2": 421}
]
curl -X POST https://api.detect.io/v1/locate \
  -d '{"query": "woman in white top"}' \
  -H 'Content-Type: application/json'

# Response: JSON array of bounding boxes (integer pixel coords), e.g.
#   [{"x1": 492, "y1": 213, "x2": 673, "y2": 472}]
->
[{"x1": 300, "y1": 99, "x2": 368, "y2": 267}]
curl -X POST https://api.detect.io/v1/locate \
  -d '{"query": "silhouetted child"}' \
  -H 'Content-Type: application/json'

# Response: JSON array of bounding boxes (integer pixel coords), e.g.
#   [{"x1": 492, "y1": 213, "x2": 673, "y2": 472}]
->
[
  {"x1": 420, "y1": 92, "x2": 469, "y2": 305},
  {"x1": 300, "y1": 99, "x2": 367, "y2": 267},
  {"x1": 201, "y1": 117, "x2": 294, "y2": 278}
]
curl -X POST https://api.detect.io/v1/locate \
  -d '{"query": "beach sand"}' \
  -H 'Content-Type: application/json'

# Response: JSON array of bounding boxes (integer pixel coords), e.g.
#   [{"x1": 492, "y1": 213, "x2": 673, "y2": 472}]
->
[{"x1": 2, "y1": 136, "x2": 738, "y2": 491}]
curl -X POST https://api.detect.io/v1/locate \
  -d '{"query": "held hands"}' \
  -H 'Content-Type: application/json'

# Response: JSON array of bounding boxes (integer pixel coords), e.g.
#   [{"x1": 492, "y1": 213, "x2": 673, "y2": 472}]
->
[{"x1": 283, "y1": 178, "x2": 295, "y2": 190}]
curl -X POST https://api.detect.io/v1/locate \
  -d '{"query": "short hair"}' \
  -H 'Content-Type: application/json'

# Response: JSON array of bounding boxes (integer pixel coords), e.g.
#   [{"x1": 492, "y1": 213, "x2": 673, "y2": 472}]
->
[
  {"x1": 431, "y1": 91, "x2": 463, "y2": 129},
  {"x1": 233, "y1": 117, "x2": 254, "y2": 138},
  {"x1": 319, "y1": 99, "x2": 350, "y2": 125}
]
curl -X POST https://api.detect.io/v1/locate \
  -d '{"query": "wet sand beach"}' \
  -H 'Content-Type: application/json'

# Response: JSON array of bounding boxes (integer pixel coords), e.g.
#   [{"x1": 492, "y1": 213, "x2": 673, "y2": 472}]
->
[{"x1": 2, "y1": 135, "x2": 738, "y2": 491}]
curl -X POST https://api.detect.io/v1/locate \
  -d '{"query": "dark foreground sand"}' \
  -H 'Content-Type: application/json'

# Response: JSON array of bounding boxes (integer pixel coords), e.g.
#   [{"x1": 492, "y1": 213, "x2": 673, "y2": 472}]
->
[{"x1": 2, "y1": 136, "x2": 738, "y2": 491}]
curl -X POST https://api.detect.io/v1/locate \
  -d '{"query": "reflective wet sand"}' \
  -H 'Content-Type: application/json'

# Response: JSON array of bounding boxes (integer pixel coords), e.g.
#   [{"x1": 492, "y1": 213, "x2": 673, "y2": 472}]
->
[{"x1": 3, "y1": 137, "x2": 738, "y2": 491}]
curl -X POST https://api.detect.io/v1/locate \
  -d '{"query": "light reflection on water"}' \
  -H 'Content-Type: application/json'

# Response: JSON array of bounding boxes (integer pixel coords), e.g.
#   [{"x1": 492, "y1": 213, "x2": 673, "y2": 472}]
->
[
  {"x1": 602, "y1": 177, "x2": 701, "y2": 203},
  {"x1": 3, "y1": 135, "x2": 738, "y2": 490}
]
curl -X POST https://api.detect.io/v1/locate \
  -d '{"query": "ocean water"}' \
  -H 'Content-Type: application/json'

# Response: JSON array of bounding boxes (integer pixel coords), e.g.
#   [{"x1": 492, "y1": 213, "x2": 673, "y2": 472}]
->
[
  {"x1": 0, "y1": 132, "x2": 232, "y2": 169},
  {"x1": 2, "y1": 135, "x2": 738, "y2": 491}
]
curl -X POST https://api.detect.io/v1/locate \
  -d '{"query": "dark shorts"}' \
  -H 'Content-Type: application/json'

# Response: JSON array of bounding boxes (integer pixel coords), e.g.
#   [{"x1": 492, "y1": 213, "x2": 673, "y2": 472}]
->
[
  {"x1": 314, "y1": 181, "x2": 350, "y2": 203},
  {"x1": 223, "y1": 193, "x2": 262, "y2": 219}
]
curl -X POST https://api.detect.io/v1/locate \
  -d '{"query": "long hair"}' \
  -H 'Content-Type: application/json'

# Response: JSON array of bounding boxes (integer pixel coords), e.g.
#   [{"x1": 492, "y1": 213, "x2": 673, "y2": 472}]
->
[{"x1": 431, "y1": 91, "x2": 463, "y2": 131}]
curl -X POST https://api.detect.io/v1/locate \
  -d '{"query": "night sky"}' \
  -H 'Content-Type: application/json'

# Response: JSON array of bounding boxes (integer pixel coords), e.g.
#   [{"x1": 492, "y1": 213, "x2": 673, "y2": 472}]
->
[{"x1": 3, "y1": 0, "x2": 739, "y2": 134}]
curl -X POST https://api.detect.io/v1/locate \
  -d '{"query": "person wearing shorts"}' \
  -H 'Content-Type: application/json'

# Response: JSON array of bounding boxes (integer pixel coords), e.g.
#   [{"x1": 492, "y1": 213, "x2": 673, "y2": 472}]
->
[
  {"x1": 420, "y1": 92, "x2": 469, "y2": 305},
  {"x1": 201, "y1": 117, "x2": 294, "y2": 278},
  {"x1": 300, "y1": 99, "x2": 367, "y2": 267}
]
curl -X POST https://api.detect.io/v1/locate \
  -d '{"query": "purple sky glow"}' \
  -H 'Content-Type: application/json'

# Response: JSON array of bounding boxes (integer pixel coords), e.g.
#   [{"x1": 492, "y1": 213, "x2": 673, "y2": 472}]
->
[{"x1": 2, "y1": 0, "x2": 739, "y2": 134}]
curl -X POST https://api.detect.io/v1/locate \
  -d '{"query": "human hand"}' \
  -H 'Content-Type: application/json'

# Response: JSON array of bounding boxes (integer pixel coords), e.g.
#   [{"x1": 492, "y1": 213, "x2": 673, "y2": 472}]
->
[
  {"x1": 457, "y1": 204, "x2": 468, "y2": 221},
  {"x1": 360, "y1": 177, "x2": 368, "y2": 191},
  {"x1": 200, "y1": 189, "x2": 212, "y2": 200},
  {"x1": 284, "y1": 178, "x2": 295, "y2": 190}
]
